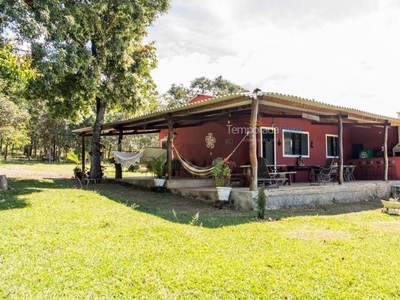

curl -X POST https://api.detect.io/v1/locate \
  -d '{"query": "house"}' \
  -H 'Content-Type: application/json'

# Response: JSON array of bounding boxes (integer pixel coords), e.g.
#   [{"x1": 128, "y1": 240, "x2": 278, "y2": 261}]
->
[{"x1": 73, "y1": 91, "x2": 400, "y2": 190}]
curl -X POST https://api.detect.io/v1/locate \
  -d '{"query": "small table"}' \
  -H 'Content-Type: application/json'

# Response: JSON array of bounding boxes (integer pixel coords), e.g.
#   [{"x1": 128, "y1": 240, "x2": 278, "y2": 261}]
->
[
  {"x1": 287, "y1": 166, "x2": 313, "y2": 182},
  {"x1": 240, "y1": 165, "x2": 295, "y2": 186},
  {"x1": 270, "y1": 171, "x2": 297, "y2": 185}
]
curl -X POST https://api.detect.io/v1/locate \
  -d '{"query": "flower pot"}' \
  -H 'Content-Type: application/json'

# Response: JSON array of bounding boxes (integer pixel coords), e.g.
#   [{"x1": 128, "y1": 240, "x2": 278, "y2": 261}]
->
[
  {"x1": 74, "y1": 171, "x2": 85, "y2": 179},
  {"x1": 216, "y1": 186, "x2": 232, "y2": 201},
  {"x1": 154, "y1": 178, "x2": 166, "y2": 187}
]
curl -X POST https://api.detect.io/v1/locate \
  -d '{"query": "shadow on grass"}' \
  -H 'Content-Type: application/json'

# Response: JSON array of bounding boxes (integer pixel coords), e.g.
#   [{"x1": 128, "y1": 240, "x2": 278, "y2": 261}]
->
[
  {"x1": 0, "y1": 178, "x2": 72, "y2": 211},
  {"x1": 92, "y1": 182, "x2": 254, "y2": 228},
  {"x1": 1, "y1": 178, "x2": 386, "y2": 228},
  {"x1": 90, "y1": 181, "x2": 385, "y2": 228}
]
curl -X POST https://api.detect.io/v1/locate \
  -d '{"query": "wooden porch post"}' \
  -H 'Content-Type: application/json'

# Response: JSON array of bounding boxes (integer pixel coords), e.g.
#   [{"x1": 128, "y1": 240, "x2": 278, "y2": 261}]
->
[
  {"x1": 249, "y1": 97, "x2": 259, "y2": 191},
  {"x1": 383, "y1": 121, "x2": 389, "y2": 182},
  {"x1": 337, "y1": 114, "x2": 343, "y2": 184},
  {"x1": 115, "y1": 130, "x2": 123, "y2": 179},
  {"x1": 167, "y1": 117, "x2": 173, "y2": 180},
  {"x1": 81, "y1": 134, "x2": 86, "y2": 174}
]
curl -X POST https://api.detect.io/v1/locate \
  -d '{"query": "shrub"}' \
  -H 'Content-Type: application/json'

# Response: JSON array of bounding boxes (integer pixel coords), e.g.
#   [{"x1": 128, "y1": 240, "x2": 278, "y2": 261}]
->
[{"x1": 257, "y1": 185, "x2": 266, "y2": 219}]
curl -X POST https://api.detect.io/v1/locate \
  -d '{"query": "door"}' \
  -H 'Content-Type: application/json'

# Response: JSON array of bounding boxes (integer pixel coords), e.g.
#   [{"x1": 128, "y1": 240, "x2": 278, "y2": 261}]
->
[
  {"x1": 261, "y1": 127, "x2": 276, "y2": 165},
  {"x1": 351, "y1": 144, "x2": 363, "y2": 159}
]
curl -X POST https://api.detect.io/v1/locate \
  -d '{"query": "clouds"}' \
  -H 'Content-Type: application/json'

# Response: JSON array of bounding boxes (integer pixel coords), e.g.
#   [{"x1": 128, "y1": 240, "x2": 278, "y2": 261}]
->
[{"x1": 147, "y1": 0, "x2": 400, "y2": 117}]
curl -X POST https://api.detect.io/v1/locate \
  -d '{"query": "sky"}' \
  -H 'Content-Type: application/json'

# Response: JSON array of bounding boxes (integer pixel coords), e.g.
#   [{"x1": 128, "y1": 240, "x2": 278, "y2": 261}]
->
[{"x1": 145, "y1": 0, "x2": 400, "y2": 118}]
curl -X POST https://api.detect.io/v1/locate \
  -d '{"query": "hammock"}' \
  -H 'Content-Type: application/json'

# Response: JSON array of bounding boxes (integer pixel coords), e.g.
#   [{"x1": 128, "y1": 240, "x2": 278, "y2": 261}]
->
[
  {"x1": 172, "y1": 131, "x2": 249, "y2": 177},
  {"x1": 113, "y1": 151, "x2": 143, "y2": 168},
  {"x1": 174, "y1": 149, "x2": 215, "y2": 178}
]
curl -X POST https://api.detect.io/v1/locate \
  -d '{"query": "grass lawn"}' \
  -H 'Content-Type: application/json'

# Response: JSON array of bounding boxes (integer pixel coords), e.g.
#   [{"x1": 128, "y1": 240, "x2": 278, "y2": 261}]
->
[{"x1": 1, "y1": 161, "x2": 400, "y2": 298}]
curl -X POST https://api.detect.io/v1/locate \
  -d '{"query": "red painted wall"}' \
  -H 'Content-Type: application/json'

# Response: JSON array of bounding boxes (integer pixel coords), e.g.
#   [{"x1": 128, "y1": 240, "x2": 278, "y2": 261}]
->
[
  {"x1": 349, "y1": 126, "x2": 398, "y2": 157},
  {"x1": 160, "y1": 118, "x2": 250, "y2": 166},
  {"x1": 159, "y1": 118, "x2": 399, "y2": 182}
]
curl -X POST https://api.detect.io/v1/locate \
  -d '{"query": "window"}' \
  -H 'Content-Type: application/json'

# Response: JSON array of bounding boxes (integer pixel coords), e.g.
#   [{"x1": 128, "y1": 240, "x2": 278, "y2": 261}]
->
[
  {"x1": 161, "y1": 137, "x2": 167, "y2": 149},
  {"x1": 283, "y1": 130, "x2": 309, "y2": 157},
  {"x1": 326, "y1": 135, "x2": 338, "y2": 157}
]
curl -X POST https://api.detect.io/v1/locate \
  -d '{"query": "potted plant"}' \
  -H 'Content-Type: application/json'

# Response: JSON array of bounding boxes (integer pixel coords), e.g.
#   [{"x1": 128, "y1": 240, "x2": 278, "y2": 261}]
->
[
  {"x1": 213, "y1": 159, "x2": 236, "y2": 201},
  {"x1": 67, "y1": 153, "x2": 86, "y2": 179},
  {"x1": 149, "y1": 155, "x2": 166, "y2": 187}
]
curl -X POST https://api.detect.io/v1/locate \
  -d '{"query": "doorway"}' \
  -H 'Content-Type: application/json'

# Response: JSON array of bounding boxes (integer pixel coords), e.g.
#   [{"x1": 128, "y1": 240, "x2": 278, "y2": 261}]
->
[{"x1": 261, "y1": 127, "x2": 276, "y2": 165}]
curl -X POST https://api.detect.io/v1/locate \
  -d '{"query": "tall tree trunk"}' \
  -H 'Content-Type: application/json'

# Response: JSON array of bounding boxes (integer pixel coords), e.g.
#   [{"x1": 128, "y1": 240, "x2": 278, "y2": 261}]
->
[
  {"x1": 249, "y1": 97, "x2": 259, "y2": 191},
  {"x1": 115, "y1": 130, "x2": 123, "y2": 179},
  {"x1": 4, "y1": 143, "x2": 8, "y2": 160},
  {"x1": 337, "y1": 114, "x2": 343, "y2": 184},
  {"x1": 0, "y1": 175, "x2": 7, "y2": 191},
  {"x1": 90, "y1": 97, "x2": 106, "y2": 179},
  {"x1": 383, "y1": 122, "x2": 388, "y2": 182}
]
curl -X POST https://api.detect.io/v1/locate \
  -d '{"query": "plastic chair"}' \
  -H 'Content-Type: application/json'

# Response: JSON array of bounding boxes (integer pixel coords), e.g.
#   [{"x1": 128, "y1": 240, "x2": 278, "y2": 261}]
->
[{"x1": 344, "y1": 164, "x2": 356, "y2": 181}]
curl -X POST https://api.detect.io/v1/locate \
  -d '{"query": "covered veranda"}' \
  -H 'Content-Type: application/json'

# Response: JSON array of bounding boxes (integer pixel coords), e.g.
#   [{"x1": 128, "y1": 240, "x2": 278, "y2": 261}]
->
[{"x1": 72, "y1": 91, "x2": 400, "y2": 194}]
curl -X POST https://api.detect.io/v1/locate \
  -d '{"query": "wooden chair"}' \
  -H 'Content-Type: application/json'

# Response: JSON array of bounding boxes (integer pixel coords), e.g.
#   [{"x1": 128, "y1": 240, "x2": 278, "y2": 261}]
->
[{"x1": 257, "y1": 157, "x2": 288, "y2": 188}]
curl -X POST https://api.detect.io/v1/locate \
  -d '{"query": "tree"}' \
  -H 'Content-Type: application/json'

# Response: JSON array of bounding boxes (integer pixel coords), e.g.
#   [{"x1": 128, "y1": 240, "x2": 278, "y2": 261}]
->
[
  {"x1": 163, "y1": 76, "x2": 247, "y2": 108},
  {"x1": 163, "y1": 83, "x2": 192, "y2": 108},
  {"x1": 190, "y1": 75, "x2": 247, "y2": 96},
  {"x1": 0, "y1": 41, "x2": 36, "y2": 158},
  {"x1": 2, "y1": 0, "x2": 170, "y2": 178},
  {"x1": 0, "y1": 96, "x2": 30, "y2": 159}
]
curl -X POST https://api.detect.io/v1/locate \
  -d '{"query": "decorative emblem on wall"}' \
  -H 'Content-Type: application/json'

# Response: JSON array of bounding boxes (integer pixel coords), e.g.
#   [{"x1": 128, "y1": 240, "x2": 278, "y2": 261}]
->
[{"x1": 205, "y1": 133, "x2": 216, "y2": 149}]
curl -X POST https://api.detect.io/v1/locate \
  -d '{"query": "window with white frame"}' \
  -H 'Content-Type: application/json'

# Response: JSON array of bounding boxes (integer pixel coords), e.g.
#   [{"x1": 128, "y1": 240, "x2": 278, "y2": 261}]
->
[
  {"x1": 326, "y1": 134, "x2": 338, "y2": 157},
  {"x1": 283, "y1": 130, "x2": 309, "y2": 157}
]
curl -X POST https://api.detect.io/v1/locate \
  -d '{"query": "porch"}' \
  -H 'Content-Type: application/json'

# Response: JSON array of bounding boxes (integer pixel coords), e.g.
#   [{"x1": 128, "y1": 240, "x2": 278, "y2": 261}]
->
[{"x1": 115, "y1": 176, "x2": 400, "y2": 211}]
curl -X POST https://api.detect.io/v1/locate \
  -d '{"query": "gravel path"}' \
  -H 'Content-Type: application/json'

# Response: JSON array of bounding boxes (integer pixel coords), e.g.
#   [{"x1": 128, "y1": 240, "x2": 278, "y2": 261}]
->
[{"x1": 0, "y1": 167, "x2": 72, "y2": 179}]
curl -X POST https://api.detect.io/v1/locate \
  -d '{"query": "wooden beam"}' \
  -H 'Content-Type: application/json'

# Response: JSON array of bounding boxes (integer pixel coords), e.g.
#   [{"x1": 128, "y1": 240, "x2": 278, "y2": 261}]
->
[
  {"x1": 302, "y1": 112, "x2": 320, "y2": 122},
  {"x1": 258, "y1": 113, "x2": 303, "y2": 118},
  {"x1": 319, "y1": 114, "x2": 349, "y2": 119},
  {"x1": 249, "y1": 97, "x2": 259, "y2": 192},
  {"x1": 338, "y1": 115, "x2": 343, "y2": 185},
  {"x1": 81, "y1": 134, "x2": 86, "y2": 175},
  {"x1": 115, "y1": 130, "x2": 123, "y2": 179},
  {"x1": 167, "y1": 118, "x2": 173, "y2": 180},
  {"x1": 383, "y1": 122, "x2": 389, "y2": 182},
  {"x1": 311, "y1": 122, "x2": 390, "y2": 127}
]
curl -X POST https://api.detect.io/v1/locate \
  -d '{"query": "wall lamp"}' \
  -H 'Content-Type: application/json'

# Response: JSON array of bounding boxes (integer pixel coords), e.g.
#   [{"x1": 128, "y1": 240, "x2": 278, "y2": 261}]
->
[
  {"x1": 172, "y1": 132, "x2": 178, "y2": 140},
  {"x1": 310, "y1": 141, "x2": 314, "y2": 148},
  {"x1": 277, "y1": 138, "x2": 282, "y2": 146}
]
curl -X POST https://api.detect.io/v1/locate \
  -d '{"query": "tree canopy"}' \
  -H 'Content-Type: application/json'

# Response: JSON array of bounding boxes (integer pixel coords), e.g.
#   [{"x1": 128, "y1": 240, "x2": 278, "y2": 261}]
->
[
  {"x1": 0, "y1": 40, "x2": 37, "y2": 159},
  {"x1": 163, "y1": 76, "x2": 247, "y2": 108},
  {"x1": 1, "y1": 0, "x2": 170, "y2": 177}
]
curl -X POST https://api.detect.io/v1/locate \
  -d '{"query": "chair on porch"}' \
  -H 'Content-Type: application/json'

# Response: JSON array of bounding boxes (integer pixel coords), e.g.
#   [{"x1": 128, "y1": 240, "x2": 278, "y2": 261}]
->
[
  {"x1": 257, "y1": 157, "x2": 288, "y2": 189},
  {"x1": 310, "y1": 158, "x2": 336, "y2": 186}
]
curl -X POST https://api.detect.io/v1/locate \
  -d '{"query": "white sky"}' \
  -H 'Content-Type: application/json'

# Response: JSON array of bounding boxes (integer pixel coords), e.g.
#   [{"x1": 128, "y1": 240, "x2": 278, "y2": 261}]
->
[{"x1": 146, "y1": 0, "x2": 400, "y2": 118}]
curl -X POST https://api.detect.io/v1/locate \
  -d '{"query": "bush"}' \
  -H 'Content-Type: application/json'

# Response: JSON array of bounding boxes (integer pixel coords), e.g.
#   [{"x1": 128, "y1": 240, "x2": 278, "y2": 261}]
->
[{"x1": 257, "y1": 185, "x2": 266, "y2": 219}]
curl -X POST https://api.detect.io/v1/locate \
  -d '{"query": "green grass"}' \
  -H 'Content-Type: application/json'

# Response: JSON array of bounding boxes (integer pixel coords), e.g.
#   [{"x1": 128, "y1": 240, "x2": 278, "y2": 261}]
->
[{"x1": 1, "y1": 163, "x2": 400, "y2": 298}]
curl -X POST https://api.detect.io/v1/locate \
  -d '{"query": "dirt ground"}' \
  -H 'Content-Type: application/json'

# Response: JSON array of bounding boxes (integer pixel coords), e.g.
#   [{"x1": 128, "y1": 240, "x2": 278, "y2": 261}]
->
[{"x1": 0, "y1": 168, "x2": 72, "y2": 179}]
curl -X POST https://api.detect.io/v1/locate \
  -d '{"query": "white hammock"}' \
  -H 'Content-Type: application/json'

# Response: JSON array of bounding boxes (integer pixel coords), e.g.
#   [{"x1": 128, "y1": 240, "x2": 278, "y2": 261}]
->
[
  {"x1": 172, "y1": 131, "x2": 249, "y2": 178},
  {"x1": 176, "y1": 150, "x2": 215, "y2": 177},
  {"x1": 113, "y1": 151, "x2": 143, "y2": 168}
]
